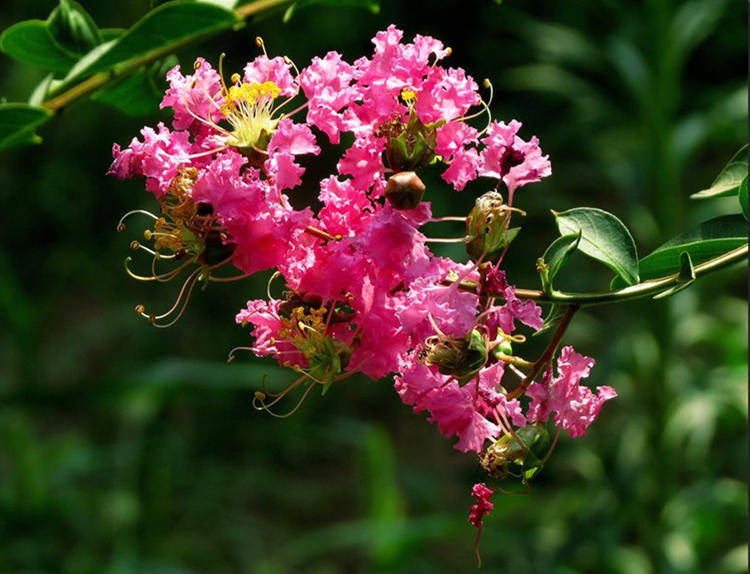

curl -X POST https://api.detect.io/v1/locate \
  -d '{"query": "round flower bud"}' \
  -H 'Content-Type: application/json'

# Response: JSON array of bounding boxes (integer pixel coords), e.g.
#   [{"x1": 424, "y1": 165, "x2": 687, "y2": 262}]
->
[
  {"x1": 422, "y1": 328, "x2": 488, "y2": 381},
  {"x1": 385, "y1": 171, "x2": 426, "y2": 210},
  {"x1": 465, "y1": 191, "x2": 519, "y2": 262}
]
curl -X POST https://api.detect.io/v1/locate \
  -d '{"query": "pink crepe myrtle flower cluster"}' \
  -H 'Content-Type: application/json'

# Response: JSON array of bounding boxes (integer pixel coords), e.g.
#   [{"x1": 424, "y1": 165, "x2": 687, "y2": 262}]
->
[{"x1": 110, "y1": 26, "x2": 615, "y2": 538}]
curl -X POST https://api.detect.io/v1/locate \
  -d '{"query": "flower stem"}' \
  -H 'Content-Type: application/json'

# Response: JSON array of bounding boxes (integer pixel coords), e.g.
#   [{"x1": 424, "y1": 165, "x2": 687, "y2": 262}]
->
[
  {"x1": 507, "y1": 304, "x2": 578, "y2": 399},
  {"x1": 454, "y1": 244, "x2": 748, "y2": 307},
  {"x1": 41, "y1": 0, "x2": 293, "y2": 112}
]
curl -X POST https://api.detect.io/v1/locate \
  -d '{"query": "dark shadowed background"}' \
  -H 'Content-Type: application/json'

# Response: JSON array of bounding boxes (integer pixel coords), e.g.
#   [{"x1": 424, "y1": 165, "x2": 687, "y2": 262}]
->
[{"x1": 0, "y1": 1, "x2": 746, "y2": 573}]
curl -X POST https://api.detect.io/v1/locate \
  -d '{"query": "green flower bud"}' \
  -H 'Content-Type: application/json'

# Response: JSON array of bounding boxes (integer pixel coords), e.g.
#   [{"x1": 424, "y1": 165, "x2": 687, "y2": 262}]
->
[
  {"x1": 465, "y1": 191, "x2": 521, "y2": 262},
  {"x1": 479, "y1": 423, "x2": 551, "y2": 479},
  {"x1": 379, "y1": 109, "x2": 442, "y2": 172},
  {"x1": 385, "y1": 171, "x2": 426, "y2": 210},
  {"x1": 423, "y1": 328, "x2": 488, "y2": 380}
]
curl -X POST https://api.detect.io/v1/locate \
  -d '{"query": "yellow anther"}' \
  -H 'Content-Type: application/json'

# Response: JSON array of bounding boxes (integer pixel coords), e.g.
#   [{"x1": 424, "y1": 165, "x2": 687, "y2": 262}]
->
[
  {"x1": 143, "y1": 229, "x2": 153, "y2": 241},
  {"x1": 401, "y1": 89, "x2": 418, "y2": 103},
  {"x1": 231, "y1": 73, "x2": 241, "y2": 84},
  {"x1": 135, "y1": 304, "x2": 146, "y2": 314}
]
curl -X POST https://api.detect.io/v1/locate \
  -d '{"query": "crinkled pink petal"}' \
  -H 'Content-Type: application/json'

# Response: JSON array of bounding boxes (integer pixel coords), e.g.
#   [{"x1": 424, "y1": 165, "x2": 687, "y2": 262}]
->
[
  {"x1": 265, "y1": 152, "x2": 305, "y2": 191},
  {"x1": 435, "y1": 121, "x2": 479, "y2": 159},
  {"x1": 243, "y1": 55, "x2": 298, "y2": 97},
  {"x1": 108, "y1": 123, "x2": 193, "y2": 197},
  {"x1": 160, "y1": 58, "x2": 223, "y2": 131},
  {"x1": 268, "y1": 118, "x2": 320, "y2": 156},
  {"x1": 338, "y1": 137, "x2": 385, "y2": 191},
  {"x1": 441, "y1": 147, "x2": 480, "y2": 191}
]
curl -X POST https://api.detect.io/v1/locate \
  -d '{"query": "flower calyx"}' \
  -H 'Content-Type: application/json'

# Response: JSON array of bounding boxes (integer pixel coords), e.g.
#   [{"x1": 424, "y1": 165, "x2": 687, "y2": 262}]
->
[
  {"x1": 377, "y1": 107, "x2": 442, "y2": 172},
  {"x1": 465, "y1": 191, "x2": 523, "y2": 262},
  {"x1": 422, "y1": 328, "x2": 488, "y2": 381},
  {"x1": 479, "y1": 423, "x2": 550, "y2": 480}
]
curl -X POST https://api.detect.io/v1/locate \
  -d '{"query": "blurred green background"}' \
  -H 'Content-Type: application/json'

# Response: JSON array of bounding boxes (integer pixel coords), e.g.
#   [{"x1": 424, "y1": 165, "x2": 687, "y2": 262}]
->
[{"x1": 0, "y1": 1, "x2": 746, "y2": 573}]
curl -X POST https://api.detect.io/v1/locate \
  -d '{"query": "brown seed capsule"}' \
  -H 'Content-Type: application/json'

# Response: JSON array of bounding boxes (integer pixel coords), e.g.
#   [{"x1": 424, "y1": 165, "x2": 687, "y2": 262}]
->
[{"x1": 384, "y1": 171, "x2": 426, "y2": 210}]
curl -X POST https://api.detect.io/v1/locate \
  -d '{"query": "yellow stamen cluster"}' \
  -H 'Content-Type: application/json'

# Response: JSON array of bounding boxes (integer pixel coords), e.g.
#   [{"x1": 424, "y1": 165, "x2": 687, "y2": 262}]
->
[
  {"x1": 224, "y1": 81, "x2": 281, "y2": 110},
  {"x1": 151, "y1": 168, "x2": 201, "y2": 253},
  {"x1": 401, "y1": 89, "x2": 418, "y2": 103},
  {"x1": 278, "y1": 306, "x2": 330, "y2": 359}
]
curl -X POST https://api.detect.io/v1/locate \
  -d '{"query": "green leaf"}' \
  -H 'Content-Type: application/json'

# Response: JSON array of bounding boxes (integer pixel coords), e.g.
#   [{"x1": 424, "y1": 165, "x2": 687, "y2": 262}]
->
[
  {"x1": 92, "y1": 68, "x2": 161, "y2": 116},
  {"x1": 92, "y1": 57, "x2": 175, "y2": 116},
  {"x1": 554, "y1": 207, "x2": 640, "y2": 286},
  {"x1": 283, "y1": 0, "x2": 380, "y2": 22},
  {"x1": 690, "y1": 145, "x2": 748, "y2": 199},
  {"x1": 0, "y1": 103, "x2": 53, "y2": 150},
  {"x1": 611, "y1": 214, "x2": 748, "y2": 289},
  {"x1": 652, "y1": 252, "x2": 695, "y2": 299},
  {"x1": 0, "y1": 20, "x2": 78, "y2": 73},
  {"x1": 739, "y1": 176, "x2": 748, "y2": 220},
  {"x1": 48, "y1": 0, "x2": 102, "y2": 56},
  {"x1": 58, "y1": 1, "x2": 238, "y2": 87},
  {"x1": 538, "y1": 231, "x2": 581, "y2": 292}
]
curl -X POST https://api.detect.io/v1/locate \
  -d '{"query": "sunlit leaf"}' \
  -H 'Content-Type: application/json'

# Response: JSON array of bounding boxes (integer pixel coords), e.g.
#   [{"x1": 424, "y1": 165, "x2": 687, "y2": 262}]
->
[
  {"x1": 611, "y1": 214, "x2": 747, "y2": 288},
  {"x1": 283, "y1": 0, "x2": 380, "y2": 22},
  {"x1": 554, "y1": 207, "x2": 640, "y2": 285},
  {"x1": 690, "y1": 145, "x2": 748, "y2": 199},
  {"x1": 538, "y1": 231, "x2": 581, "y2": 292},
  {"x1": 652, "y1": 251, "x2": 695, "y2": 299},
  {"x1": 58, "y1": 1, "x2": 238, "y2": 88},
  {"x1": 0, "y1": 20, "x2": 78, "y2": 73}
]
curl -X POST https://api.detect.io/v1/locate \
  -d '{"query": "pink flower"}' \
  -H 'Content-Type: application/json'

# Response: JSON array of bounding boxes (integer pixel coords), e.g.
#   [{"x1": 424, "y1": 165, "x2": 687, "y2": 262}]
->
[
  {"x1": 235, "y1": 299, "x2": 305, "y2": 367},
  {"x1": 415, "y1": 66, "x2": 480, "y2": 123},
  {"x1": 161, "y1": 58, "x2": 223, "y2": 131},
  {"x1": 441, "y1": 147, "x2": 480, "y2": 191},
  {"x1": 478, "y1": 120, "x2": 551, "y2": 193},
  {"x1": 394, "y1": 360, "x2": 507, "y2": 453},
  {"x1": 108, "y1": 123, "x2": 193, "y2": 197},
  {"x1": 300, "y1": 52, "x2": 358, "y2": 144},
  {"x1": 317, "y1": 176, "x2": 374, "y2": 236},
  {"x1": 243, "y1": 55, "x2": 298, "y2": 97},
  {"x1": 337, "y1": 136, "x2": 386, "y2": 192},
  {"x1": 526, "y1": 346, "x2": 617, "y2": 438},
  {"x1": 191, "y1": 150, "x2": 260, "y2": 219},
  {"x1": 263, "y1": 119, "x2": 320, "y2": 192},
  {"x1": 468, "y1": 483, "x2": 494, "y2": 530}
]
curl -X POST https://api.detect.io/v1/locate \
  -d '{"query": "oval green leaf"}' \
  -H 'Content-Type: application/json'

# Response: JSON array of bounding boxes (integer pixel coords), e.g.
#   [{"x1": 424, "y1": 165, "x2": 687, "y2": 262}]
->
[
  {"x1": 690, "y1": 145, "x2": 748, "y2": 199},
  {"x1": 554, "y1": 207, "x2": 640, "y2": 286},
  {"x1": 284, "y1": 0, "x2": 381, "y2": 22},
  {"x1": 611, "y1": 214, "x2": 748, "y2": 289},
  {"x1": 0, "y1": 103, "x2": 53, "y2": 150},
  {"x1": 58, "y1": 1, "x2": 237, "y2": 87},
  {"x1": 538, "y1": 231, "x2": 581, "y2": 293},
  {"x1": 0, "y1": 20, "x2": 78, "y2": 73}
]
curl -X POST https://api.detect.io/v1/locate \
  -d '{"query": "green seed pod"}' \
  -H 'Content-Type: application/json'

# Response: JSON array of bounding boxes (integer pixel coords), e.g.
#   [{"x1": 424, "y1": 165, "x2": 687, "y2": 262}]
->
[
  {"x1": 465, "y1": 191, "x2": 520, "y2": 262},
  {"x1": 423, "y1": 328, "x2": 488, "y2": 380},
  {"x1": 385, "y1": 171, "x2": 426, "y2": 210}
]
